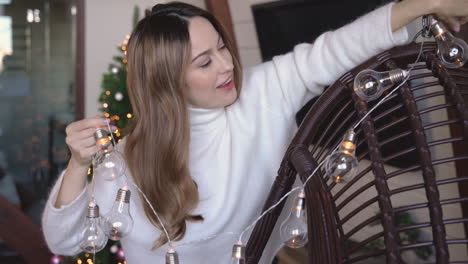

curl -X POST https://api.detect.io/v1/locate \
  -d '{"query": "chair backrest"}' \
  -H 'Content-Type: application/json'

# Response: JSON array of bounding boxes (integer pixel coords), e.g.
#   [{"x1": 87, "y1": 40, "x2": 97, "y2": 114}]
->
[{"x1": 246, "y1": 42, "x2": 468, "y2": 264}]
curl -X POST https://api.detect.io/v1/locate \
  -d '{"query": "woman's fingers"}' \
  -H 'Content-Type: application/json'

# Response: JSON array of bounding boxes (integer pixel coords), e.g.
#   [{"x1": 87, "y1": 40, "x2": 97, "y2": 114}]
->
[
  {"x1": 64, "y1": 116, "x2": 116, "y2": 166},
  {"x1": 66, "y1": 117, "x2": 108, "y2": 135}
]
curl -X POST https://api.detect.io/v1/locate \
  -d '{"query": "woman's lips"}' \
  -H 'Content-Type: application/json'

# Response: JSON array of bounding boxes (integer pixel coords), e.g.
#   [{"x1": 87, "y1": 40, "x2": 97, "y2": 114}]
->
[{"x1": 217, "y1": 79, "x2": 234, "y2": 90}]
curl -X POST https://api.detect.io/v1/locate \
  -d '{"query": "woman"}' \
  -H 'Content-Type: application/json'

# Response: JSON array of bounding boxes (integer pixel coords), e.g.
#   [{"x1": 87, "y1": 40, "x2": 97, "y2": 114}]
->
[{"x1": 42, "y1": 1, "x2": 468, "y2": 263}]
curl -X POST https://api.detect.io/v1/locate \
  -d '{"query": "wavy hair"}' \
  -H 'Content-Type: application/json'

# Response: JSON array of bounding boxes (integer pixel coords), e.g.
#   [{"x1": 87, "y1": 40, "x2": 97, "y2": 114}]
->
[{"x1": 124, "y1": 2, "x2": 242, "y2": 249}]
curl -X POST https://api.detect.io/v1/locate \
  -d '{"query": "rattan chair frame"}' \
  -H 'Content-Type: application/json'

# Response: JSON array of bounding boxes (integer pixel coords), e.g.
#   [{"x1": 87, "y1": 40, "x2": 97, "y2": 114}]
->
[{"x1": 245, "y1": 42, "x2": 468, "y2": 264}]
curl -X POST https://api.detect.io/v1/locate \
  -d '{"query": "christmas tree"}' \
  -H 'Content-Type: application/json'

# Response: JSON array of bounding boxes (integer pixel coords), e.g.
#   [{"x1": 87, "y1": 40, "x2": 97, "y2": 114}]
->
[{"x1": 98, "y1": 35, "x2": 133, "y2": 136}]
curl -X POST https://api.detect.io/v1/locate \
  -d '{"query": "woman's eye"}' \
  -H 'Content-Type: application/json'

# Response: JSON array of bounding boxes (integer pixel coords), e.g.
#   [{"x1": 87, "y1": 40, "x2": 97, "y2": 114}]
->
[{"x1": 201, "y1": 60, "x2": 211, "y2": 68}]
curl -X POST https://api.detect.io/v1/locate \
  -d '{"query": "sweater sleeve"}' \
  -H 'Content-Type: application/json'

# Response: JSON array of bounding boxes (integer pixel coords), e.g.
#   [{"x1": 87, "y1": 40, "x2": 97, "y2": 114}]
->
[
  {"x1": 42, "y1": 169, "x2": 119, "y2": 255},
  {"x1": 248, "y1": 2, "x2": 410, "y2": 117},
  {"x1": 41, "y1": 170, "x2": 89, "y2": 255}
]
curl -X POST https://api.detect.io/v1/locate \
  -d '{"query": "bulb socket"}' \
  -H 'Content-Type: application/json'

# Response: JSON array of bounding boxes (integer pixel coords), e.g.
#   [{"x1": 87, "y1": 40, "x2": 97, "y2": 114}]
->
[
  {"x1": 165, "y1": 249, "x2": 179, "y2": 264},
  {"x1": 87, "y1": 203, "x2": 100, "y2": 218},
  {"x1": 343, "y1": 129, "x2": 356, "y2": 144},
  {"x1": 294, "y1": 195, "x2": 306, "y2": 211},
  {"x1": 116, "y1": 188, "x2": 131, "y2": 203},
  {"x1": 231, "y1": 244, "x2": 246, "y2": 260},
  {"x1": 430, "y1": 21, "x2": 447, "y2": 38},
  {"x1": 94, "y1": 129, "x2": 108, "y2": 141},
  {"x1": 388, "y1": 69, "x2": 408, "y2": 84}
]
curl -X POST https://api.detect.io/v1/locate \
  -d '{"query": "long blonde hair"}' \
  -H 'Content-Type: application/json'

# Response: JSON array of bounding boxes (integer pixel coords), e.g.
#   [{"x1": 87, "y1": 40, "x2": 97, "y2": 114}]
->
[{"x1": 124, "y1": 2, "x2": 242, "y2": 249}]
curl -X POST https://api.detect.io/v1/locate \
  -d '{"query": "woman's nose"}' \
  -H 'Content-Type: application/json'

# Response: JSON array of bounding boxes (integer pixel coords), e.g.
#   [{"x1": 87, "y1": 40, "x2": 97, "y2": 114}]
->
[{"x1": 216, "y1": 51, "x2": 233, "y2": 73}]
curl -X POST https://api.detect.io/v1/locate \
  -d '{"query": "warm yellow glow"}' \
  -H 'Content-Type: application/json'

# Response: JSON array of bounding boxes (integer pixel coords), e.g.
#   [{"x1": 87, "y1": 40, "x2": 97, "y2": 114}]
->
[
  {"x1": 87, "y1": 259, "x2": 93, "y2": 264},
  {"x1": 123, "y1": 39, "x2": 128, "y2": 45},
  {"x1": 77, "y1": 259, "x2": 82, "y2": 264},
  {"x1": 121, "y1": 46, "x2": 126, "y2": 51},
  {"x1": 334, "y1": 175, "x2": 342, "y2": 184},
  {"x1": 104, "y1": 112, "x2": 110, "y2": 118},
  {"x1": 115, "y1": 129, "x2": 119, "y2": 133},
  {"x1": 111, "y1": 115, "x2": 120, "y2": 121},
  {"x1": 97, "y1": 138, "x2": 109, "y2": 146},
  {"x1": 127, "y1": 113, "x2": 133, "y2": 119},
  {"x1": 342, "y1": 141, "x2": 355, "y2": 151},
  {"x1": 105, "y1": 91, "x2": 111, "y2": 95},
  {"x1": 126, "y1": 34, "x2": 130, "y2": 39},
  {"x1": 84, "y1": 254, "x2": 89, "y2": 258},
  {"x1": 118, "y1": 139, "x2": 122, "y2": 143},
  {"x1": 103, "y1": 103, "x2": 108, "y2": 108},
  {"x1": 124, "y1": 50, "x2": 127, "y2": 56},
  {"x1": 434, "y1": 31, "x2": 446, "y2": 38},
  {"x1": 122, "y1": 58, "x2": 128, "y2": 63},
  {"x1": 87, "y1": 168, "x2": 91, "y2": 175}
]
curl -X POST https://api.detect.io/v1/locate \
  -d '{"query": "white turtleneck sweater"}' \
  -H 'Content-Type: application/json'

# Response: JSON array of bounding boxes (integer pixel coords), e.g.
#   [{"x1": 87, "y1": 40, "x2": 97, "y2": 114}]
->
[{"x1": 42, "y1": 3, "x2": 409, "y2": 264}]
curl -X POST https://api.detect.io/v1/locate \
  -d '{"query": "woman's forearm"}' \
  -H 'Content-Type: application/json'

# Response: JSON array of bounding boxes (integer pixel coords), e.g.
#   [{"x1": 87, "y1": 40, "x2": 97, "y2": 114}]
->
[
  {"x1": 54, "y1": 158, "x2": 89, "y2": 208},
  {"x1": 391, "y1": 0, "x2": 436, "y2": 32}
]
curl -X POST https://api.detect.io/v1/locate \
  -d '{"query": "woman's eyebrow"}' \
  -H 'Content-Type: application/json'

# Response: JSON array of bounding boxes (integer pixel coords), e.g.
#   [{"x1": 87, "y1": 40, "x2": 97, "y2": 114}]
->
[{"x1": 191, "y1": 35, "x2": 222, "y2": 63}]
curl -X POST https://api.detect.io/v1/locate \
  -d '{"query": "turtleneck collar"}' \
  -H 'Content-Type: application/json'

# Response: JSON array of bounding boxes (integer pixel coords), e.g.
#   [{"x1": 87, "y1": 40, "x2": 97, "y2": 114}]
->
[{"x1": 189, "y1": 107, "x2": 226, "y2": 133}]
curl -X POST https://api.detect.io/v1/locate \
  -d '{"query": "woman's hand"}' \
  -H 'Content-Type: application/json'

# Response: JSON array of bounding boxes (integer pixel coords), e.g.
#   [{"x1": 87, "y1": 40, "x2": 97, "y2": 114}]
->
[
  {"x1": 392, "y1": 0, "x2": 468, "y2": 33},
  {"x1": 65, "y1": 115, "x2": 116, "y2": 168},
  {"x1": 431, "y1": 0, "x2": 468, "y2": 32},
  {"x1": 54, "y1": 116, "x2": 116, "y2": 208}
]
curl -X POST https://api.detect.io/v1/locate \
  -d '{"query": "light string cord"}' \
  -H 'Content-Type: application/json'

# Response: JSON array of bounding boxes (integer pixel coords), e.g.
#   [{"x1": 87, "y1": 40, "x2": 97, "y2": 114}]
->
[
  {"x1": 238, "y1": 36, "x2": 427, "y2": 243},
  {"x1": 90, "y1": 25, "x2": 428, "y2": 253}
]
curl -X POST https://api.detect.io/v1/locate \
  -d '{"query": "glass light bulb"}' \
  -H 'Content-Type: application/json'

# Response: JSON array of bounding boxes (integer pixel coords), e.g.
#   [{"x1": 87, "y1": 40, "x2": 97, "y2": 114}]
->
[
  {"x1": 431, "y1": 20, "x2": 468, "y2": 68},
  {"x1": 92, "y1": 129, "x2": 125, "y2": 181},
  {"x1": 280, "y1": 192, "x2": 308, "y2": 248},
  {"x1": 103, "y1": 187, "x2": 134, "y2": 240},
  {"x1": 229, "y1": 242, "x2": 246, "y2": 264},
  {"x1": 326, "y1": 129, "x2": 359, "y2": 184},
  {"x1": 79, "y1": 202, "x2": 108, "y2": 253},
  {"x1": 353, "y1": 69, "x2": 408, "y2": 101},
  {"x1": 166, "y1": 248, "x2": 180, "y2": 264}
]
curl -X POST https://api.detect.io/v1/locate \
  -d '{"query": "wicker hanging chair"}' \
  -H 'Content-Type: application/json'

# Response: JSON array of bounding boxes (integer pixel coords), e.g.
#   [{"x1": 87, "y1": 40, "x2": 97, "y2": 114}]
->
[{"x1": 245, "y1": 41, "x2": 468, "y2": 264}]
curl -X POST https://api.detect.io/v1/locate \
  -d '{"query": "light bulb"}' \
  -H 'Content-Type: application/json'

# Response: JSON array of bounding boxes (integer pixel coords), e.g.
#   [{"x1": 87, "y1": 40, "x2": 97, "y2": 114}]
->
[
  {"x1": 103, "y1": 186, "x2": 134, "y2": 240},
  {"x1": 326, "y1": 129, "x2": 359, "y2": 184},
  {"x1": 166, "y1": 248, "x2": 180, "y2": 264},
  {"x1": 92, "y1": 128, "x2": 125, "y2": 181},
  {"x1": 279, "y1": 192, "x2": 308, "y2": 248},
  {"x1": 353, "y1": 69, "x2": 409, "y2": 101},
  {"x1": 79, "y1": 201, "x2": 108, "y2": 253},
  {"x1": 431, "y1": 19, "x2": 468, "y2": 68},
  {"x1": 229, "y1": 242, "x2": 246, "y2": 264}
]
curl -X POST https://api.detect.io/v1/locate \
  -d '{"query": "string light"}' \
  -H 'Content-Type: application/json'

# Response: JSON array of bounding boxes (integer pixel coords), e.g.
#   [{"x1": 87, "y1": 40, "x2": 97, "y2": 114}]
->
[
  {"x1": 166, "y1": 248, "x2": 180, "y2": 264},
  {"x1": 430, "y1": 17, "x2": 468, "y2": 68},
  {"x1": 79, "y1": 201, "x2": 107, "y2": 253},
  {"x1": 229, "y1": 242, "x2": 246, "y2": 264},
  {"x1": 79, "y1": 19, "x2": 432, "y2": 263},
  {"x1": 92, "y1": 128, "x2": 125, "y2": 181},
  {"x1": 325, "y1": 129, "x2": 359, "y2": 184},
  {"x1": 354, "y1": 69, "x2": 409, "y2": 101},
  {"x1": 103, "y1": 186, "x2": 134, "y2": 240},
  {"x1": 279, "y1": 191, "x2": 308, "y2": 248}
]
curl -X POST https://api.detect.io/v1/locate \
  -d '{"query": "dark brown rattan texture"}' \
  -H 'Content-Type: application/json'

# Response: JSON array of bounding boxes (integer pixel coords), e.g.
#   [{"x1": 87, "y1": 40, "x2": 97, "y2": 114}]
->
[{"x1": 245, "y1": 42, "x2": 468, "y2": 263}]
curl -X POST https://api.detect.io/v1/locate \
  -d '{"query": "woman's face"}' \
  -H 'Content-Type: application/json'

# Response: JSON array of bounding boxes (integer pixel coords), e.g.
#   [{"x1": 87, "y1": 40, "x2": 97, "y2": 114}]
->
[{"x1": 185, "y1": 17, "x2": 237, "y2": 109}]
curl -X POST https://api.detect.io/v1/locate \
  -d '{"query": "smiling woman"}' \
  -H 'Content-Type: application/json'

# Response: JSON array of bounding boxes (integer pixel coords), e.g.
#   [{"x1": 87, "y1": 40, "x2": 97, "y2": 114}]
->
[
  {"x1": 40, "y1": 1, "x2": 468, "y2": 264},
  {"x1": 185, "y1": 17, "x2": 238, "y2": 109}
]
